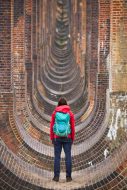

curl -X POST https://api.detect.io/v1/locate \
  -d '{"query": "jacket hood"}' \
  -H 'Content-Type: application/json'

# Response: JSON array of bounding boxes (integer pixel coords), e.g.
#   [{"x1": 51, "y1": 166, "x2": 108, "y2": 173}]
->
[{"x1": 55, "y1": 105, "x2": 71, "y2": 113}]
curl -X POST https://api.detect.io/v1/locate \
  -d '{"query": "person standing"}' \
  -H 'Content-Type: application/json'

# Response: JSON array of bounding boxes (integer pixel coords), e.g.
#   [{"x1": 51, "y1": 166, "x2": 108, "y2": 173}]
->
[{"x1": 50, "y1": 97, "x2": 75, "y2": 182}]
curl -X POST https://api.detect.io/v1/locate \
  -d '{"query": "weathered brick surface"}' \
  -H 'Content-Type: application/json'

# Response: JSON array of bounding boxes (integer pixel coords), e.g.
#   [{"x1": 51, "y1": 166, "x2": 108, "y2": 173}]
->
[
  {"x1": 32, "y1": 0, "x2": 37, "y2": 58},
  {"x1": 0, "y1": 0, "x2": 11, "y2": 91},
  {"x1": 0, "y1": 1, "x2": 127, "y2": 190},
  {"x1": 12, "y1": 0, "x2": 25, "y2": 112},
  {"x1": 86, "y1": 0, "x2": 99, "y2": 99},
  {"x1": 110, "y1": 0, "x2": 127, "y2": 91},
  {"x1": 25, "y1": 0, "x2": 32, "y2": 63},
  {"x1": 98, "y1": 0, "x2": 110, "y2": 72}
]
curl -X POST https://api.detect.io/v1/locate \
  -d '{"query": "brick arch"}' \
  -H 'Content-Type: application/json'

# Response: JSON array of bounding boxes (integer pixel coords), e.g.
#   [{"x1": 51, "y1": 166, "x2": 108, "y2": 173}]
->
[{"x1": 0, "y1": 0, "x2": 127, "y2": 189}]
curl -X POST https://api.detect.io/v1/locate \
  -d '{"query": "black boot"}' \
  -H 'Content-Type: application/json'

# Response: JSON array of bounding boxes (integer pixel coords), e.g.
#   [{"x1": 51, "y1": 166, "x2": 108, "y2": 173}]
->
[
  {"x1": 66, "y1": 176, "x2": 72, "y2": 182},
  {"x1": 52, "y1": 176, "x2": 59, "y2": 182}
]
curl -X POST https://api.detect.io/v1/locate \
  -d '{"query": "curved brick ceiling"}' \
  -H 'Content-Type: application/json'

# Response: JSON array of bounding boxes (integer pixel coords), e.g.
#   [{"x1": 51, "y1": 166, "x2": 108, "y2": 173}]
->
[{"x1": 0, "y1": 0, "x2": 127, "y2": 190}]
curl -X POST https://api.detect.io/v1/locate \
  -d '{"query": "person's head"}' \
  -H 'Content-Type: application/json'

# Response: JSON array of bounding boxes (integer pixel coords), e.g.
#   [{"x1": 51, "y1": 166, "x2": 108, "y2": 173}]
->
[{"x1": 58, "y1": 97, "x2": 67, "y2": 106}]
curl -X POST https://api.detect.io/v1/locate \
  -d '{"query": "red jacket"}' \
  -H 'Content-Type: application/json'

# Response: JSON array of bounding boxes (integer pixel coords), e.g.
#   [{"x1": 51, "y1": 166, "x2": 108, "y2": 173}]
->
[{"x1": 50, "y1": 105, "x2": 75, "y2": 141}]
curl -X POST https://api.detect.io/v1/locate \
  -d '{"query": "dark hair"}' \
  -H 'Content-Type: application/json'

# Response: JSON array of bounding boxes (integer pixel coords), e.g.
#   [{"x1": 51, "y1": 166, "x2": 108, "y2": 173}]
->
[{"x1": 58, "y1": 97, "x2": 67, "y2": 106}]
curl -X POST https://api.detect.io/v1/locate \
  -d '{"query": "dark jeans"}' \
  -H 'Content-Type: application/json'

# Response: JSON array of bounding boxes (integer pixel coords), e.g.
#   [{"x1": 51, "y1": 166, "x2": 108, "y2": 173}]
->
[{"x1": 53, "y1": 137, "x2": 72, "y2": 178}]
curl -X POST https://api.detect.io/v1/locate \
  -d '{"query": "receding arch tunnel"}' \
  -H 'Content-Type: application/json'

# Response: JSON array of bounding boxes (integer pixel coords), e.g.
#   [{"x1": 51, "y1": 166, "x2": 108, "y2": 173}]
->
[{"x1": 0, "y1": 0, "x2": 127, "y2": 190}]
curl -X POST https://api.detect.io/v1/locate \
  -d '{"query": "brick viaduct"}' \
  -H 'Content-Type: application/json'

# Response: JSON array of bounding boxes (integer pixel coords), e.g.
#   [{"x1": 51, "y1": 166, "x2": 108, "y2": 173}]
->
[{"x1": 0, "y1": 0, "x2": 127, "y2": 189}]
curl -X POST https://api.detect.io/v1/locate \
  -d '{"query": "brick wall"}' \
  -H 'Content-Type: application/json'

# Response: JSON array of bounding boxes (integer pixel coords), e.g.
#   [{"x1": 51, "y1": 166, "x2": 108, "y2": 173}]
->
[
  {"x1": 98, "y1": 0, "x2": 110, "y2": 73},
  {"x1": 110, "y1": 0, "x2": 127, "y2": 91},
  {"x1": 36, "y1": 0, "x2": 40, "y2": 54},
  {"x1": 69, "y1": 0, "x2": 86, "y2": 77},
  {"x1": 86, "y1": 0, "x2": 99, "y2": 99},
  {"x1": 25, "y1": 0, "x2": 32, "y2": 64},
  {"x1": 0, "y1": 1, "x2": 12, "y2": 132},
  {"x1": 0, "y1": 0, "x2": 11, "y2": 92},
  {"x1": 25, "y1": 0, "x2": 32, "y2": 96},
  {"x1": 0, "y1": 93, "x2": 13, "y2": 124},
  {"x1": 32, "y1": 0, "x2": 37, "y2": 59},
  {"x1": 12, "y1": 0, "x2": 25, "y2": 112},
  {"x1": 0, "y1": 1, "x2": 127, "y2": 190}
]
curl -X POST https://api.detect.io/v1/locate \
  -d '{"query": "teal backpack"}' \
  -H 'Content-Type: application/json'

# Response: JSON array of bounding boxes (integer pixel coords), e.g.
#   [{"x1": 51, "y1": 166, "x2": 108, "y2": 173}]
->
[{"x1": 53, "y1": 112, "x2": 71, "y2": 137}]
